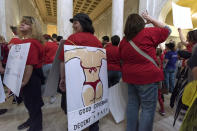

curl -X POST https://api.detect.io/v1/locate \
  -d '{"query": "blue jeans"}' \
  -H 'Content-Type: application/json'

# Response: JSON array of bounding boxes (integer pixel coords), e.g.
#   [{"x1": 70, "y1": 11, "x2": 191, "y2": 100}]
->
[
  {"x1": 41, "y1": 64, "x2": 52, "y2": 94},
  {"x1": 126, "y1": 83, "x2": 158, "y2": 131},
  {"x1": 108, "y1": 71, "x2": 122, "y2": 87},
  {"x1": 164, "y1": 68, "x2": 175, "y2": 93}
]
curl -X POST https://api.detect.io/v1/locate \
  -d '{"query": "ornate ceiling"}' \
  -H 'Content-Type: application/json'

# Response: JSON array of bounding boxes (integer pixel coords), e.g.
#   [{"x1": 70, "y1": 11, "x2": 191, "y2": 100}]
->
[
  {"x1": 33, "y1": 0, "x2": 112, "y2": 24},
  {"x1": 165, "y1": 0, "x2": 197, "y2": 28}
]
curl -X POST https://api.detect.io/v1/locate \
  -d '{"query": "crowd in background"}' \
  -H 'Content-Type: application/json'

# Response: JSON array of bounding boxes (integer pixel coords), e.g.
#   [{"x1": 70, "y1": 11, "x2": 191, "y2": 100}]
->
[{"x1": 0, "y1": 10, "x2": 197, "y2": 131}]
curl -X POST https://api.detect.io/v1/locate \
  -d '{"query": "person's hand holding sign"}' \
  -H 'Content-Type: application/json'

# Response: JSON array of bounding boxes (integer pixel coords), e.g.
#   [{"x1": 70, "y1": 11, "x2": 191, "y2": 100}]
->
[{"x1": 59, "y1": 78, "x2": 66, "y2": 92}]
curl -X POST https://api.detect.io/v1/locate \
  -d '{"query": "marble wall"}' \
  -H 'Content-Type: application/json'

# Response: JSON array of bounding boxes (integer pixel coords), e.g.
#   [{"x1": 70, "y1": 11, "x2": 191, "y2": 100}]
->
[
  {"x1": 3, "y1": 0, "x2": 46, "y2": 41},
  {"x1": 93, "y1": 0, "x2": 139, "y2": 41}
]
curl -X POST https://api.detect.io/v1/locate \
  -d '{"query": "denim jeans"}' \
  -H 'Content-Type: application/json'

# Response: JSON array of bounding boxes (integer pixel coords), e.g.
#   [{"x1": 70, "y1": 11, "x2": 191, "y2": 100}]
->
[
  {"x1": 164, "y1": 68, "x2": 176, "y2": 93},
  {"x1": 41, "y1": 64, "x2": 52, "y2": 94},
  {"x1": 126, "y1": 83, "x2": 158, "y2": 131},
  {"x1": 108, "y1": 71, "x2": 121, "y2": 87}
]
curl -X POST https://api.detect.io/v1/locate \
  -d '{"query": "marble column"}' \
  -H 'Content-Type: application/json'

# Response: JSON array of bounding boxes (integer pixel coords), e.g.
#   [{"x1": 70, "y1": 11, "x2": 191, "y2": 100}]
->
[
  {"x1": 0, "y1": 0, "x2": 7, "y2": 41},
  {"x1": 112, "y1": 0, "x2": 124, "y2": 39},
  {"x1": 57, "y1": 0, "x2": 73, "y2": 39}
]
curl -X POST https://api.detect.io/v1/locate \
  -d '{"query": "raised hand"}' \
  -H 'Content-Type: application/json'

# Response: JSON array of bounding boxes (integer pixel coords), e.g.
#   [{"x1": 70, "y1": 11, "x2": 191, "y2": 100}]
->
[{"x1": 141, "y1": 10, "x2": 152, "y2": 24}]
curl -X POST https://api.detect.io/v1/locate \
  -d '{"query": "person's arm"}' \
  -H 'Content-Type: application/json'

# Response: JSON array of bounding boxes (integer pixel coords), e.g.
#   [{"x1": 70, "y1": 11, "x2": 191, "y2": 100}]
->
[
  {"x1": 0, "y1": 60, "x2": 4, "y2": 74},
  {"x1": 59, "y1": 61, "x2": 66, "y2": 92},
  {"x1": 141, "y1": 11, "x2": 171, "y2": 36},
  {"x1": 142, "y1": 11, "x2": 166, "y2": 28},
  {"x1": 164, "y1": 53, "x2": 170, "y2": 69},
  {"x1": 163, "y1": 59, "x2": 168, "y2": 69},
  {"x1": 177, "y1": 28, "x2": 188, "y2": 46},
  {"x1": 21, "y1": 65, "x2": 33, "y2": 87}
]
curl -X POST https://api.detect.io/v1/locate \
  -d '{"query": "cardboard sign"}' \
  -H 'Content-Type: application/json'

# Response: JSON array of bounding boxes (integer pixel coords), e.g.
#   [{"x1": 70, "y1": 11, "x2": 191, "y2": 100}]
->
[
  {"x1": 0, "y1": 76, "x2": 5, "y2": 103},
  {"x1": 172, "y1": 2, "x2": 193, "y2": 29},
  {"x1": 3, "y1": 43, "x2": 30, "y2": 97},
  {"x1": 109, "y1": 81, "x2": 128, "y2": 123},
  {"x1": 43, "y1": 41, "x2": 64, "y2": 97},
  {"x1": 64, "y1": 45, "x2": 109, "y2": 131}
]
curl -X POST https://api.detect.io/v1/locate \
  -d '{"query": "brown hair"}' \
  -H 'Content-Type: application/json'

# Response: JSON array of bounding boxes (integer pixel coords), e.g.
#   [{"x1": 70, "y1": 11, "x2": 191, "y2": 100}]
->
[
  {"x1": 18, "y1": 16, "x2": 45, "y2": 44},
  {"x1": 43, "y1": 34, "x2": 53, "y2": 41},
  {"x1": 165, "y1": 42, "x2": 176, "y2": 52},
  {"x1": 187, "y1": 29, "x2": 197, "y2": 44},
  {"x1": 124, "y1": 14, "x2": 145, "y2": 41}
]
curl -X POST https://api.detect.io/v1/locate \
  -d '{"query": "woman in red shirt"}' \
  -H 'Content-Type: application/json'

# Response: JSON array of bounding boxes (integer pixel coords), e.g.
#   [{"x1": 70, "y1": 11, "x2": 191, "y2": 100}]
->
[
  {"x1": 105, "y1": 35, "x2": 121, "y2": 87},
  {"x1": 10, "y1": 16, "x2": 44, "y2": 131},
  {"x1": 119, "y1": 12, "x2": 171, "y2": 131},
  {"x1": 59, "y1": 13, "x2": 102, "y2": 131},
  {"x1": 156, "y1": 48, "x2": 165, "y2": 116},
  {"x1": 178, "y1": 28, "x2": 196, "y2": 53}
]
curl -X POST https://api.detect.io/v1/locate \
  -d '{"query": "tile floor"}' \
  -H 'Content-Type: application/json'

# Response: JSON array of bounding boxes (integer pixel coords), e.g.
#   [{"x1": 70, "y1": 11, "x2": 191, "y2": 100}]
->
[{"x1": 0, "y1": 94, "x2": 182, "y2": 131}]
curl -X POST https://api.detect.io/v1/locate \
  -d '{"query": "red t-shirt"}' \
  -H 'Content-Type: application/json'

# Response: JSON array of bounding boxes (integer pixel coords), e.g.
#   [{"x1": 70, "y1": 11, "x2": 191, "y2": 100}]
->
[
  {"x1": 186, "y1": 43, "x2": 194, "y2": 53},
  {"x1": 10, "y1": 38, "x2": 44, "y2": 68},
  {"x1": 44, "y1": 41, "x2": 58, "y2": 64},
  {"x1": 9, "y1": 37, "x2": 21, "y2": 44},
  {"x1": 105, "y1": 43, "x2": 121, "y2": 71},
  {"x1": 59, "y1": 32, "x2": 102, "y2": 61},
  {"x1": 119, "y1": 27, "x2": 169, "y2": 84}
]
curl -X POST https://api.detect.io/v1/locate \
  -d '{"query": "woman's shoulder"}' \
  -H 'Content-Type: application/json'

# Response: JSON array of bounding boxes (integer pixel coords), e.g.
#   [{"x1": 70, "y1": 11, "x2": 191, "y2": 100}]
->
[
  {"x1": 23, "y1": 38, "x2": 41, "y2": 44},
  {"x1": 68, "y1": 32, "x2": 102, "y2": 47},
  {"x1": 69, "y1": 32, "x2": 94, "y2": 38},
  {"x1": 119, "y1": 37, "x2": 127, "y2": 45},
  {"x1": 27, "y1": 39, "x2": 44, "y2": 50}
]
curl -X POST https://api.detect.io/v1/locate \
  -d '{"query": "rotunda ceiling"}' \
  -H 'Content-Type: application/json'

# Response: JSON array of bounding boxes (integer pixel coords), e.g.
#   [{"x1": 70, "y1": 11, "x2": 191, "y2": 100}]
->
[{"x1": 33, "y1": 0, "x2": 112, "y2": 24}]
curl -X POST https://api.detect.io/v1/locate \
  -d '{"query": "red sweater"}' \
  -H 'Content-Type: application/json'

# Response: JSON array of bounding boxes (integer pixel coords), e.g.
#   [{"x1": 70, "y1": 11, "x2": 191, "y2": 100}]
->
[
  {"x1": 59, "y1": 32, "x2": 102, "y2": 61},
  {"x1": 44, "y1": 41, "x2": 58, "y2": 64},
  {"x1": 9, "y1": 38, "x2": 44, "y2": 68},
  {"x1": 119, "y1": 27, "x2": 169, "y2": 84},
  {"x1": 105, "y1": 43, "x2": 121, "y2": 71}
]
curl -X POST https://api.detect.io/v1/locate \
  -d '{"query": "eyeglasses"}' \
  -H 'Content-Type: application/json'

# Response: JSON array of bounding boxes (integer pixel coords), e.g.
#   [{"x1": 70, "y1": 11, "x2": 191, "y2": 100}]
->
[{"x1": 23, "y1": 16, "x2": 35, "y2": 24}]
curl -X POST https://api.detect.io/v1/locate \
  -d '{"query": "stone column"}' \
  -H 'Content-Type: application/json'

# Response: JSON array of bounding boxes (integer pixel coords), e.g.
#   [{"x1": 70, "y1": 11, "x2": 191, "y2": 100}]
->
[
  {"x1": 0, "y1": 0, "x2": 7, "y2": 41},
  {"x1": 57, "y1": 0, "x2": 73, "y2": 39},
  {"x1": 112, "y1": 0, "x2": 124, "y2": 39}
]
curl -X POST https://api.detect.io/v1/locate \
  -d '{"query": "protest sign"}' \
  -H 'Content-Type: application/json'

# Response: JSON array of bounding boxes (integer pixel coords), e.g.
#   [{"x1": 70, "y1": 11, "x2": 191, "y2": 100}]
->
[
  {"x1": 109, "y1": 81, "x2": 128, "y2": 123},
  {"x1": 64, "y1": 45, "x2": 109, "y2": 131},
  {"x1": 3, "y1": 43, "x2": 30, "y2": 96},
  {"x1": 43, "y1": 41, "x2": 64, "y2": 97},
  {"x1": 172, "y1": 2, "x2": 193, "y2": 29},
  {"x1": 0, "y1": 76, "x2": 5, "y2": 103}
]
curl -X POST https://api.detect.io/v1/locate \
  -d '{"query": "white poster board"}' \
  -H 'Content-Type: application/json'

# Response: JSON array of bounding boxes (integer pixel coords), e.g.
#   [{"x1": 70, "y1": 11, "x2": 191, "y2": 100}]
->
[
  {"x1": 109, "y1": 81, "x2": 128, "y2": 123},
  {"x1": 0, "y1": 76, "x2": 5, "y2": 103},
  {"x1": 3, "y1": 43, "x2": 30, "y2": 96},
  {"x1": 64, "y1": 45, "x2": 109, "y2": 131},
  {"x1": 43, "y1": 41, "x2": 64, "y2": 97},
  {"x1": 172, "y1": 2, "x2": 193, "y2": 29}
]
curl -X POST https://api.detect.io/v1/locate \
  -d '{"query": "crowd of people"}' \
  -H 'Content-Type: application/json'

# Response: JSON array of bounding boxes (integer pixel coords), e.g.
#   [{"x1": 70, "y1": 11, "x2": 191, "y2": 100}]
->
[{"x1": 0, "y1": 10, "x2": 197, "y2": 131}]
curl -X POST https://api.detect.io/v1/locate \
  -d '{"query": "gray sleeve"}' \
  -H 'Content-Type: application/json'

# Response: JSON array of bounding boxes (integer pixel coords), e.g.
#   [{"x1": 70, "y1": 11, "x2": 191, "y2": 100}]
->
[{"x1": 164, "y1": 26, "x2": 172, "y2": 36}]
